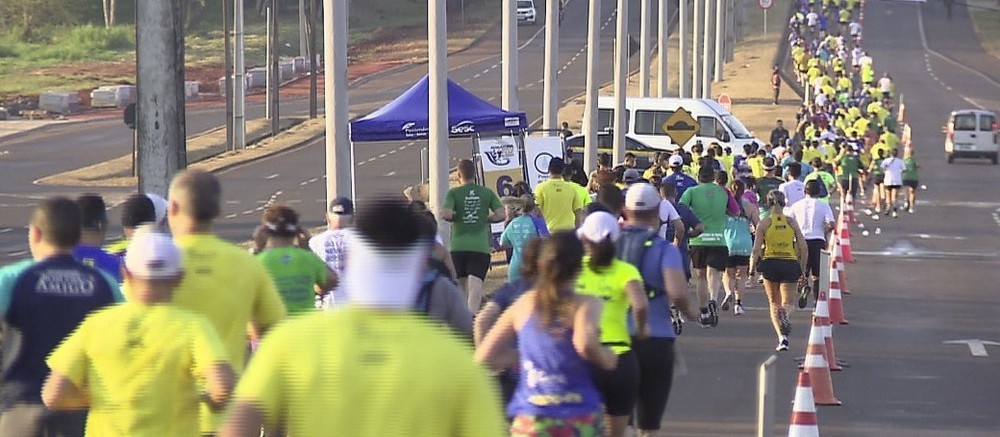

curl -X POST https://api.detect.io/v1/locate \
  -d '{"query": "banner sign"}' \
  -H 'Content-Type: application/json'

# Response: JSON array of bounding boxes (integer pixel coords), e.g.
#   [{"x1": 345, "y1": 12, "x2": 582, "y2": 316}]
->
[
  {"x1": 524, "y1": 136, "x2": 565, "y2": 190},
  {"x1": 476, "y1": 136, "x2": 525, "y2": 238}
]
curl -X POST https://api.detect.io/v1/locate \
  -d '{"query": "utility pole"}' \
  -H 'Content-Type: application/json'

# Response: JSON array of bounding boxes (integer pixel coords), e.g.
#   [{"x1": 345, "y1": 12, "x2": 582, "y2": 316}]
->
[
  {"x1": 657, "y1": 0, "x2": 669, "y2": 97},
  {"x1": 308, "y1": 0, "x2": 318, "y2": 118},
  {"x1": 223, "y1": 0, "x2": 234, "y2": 151},
  {"x1": 701, "y1": 0, "x2": 713, "y2": 99},
  {"x1": 324, "y1": 0, "x2": 352, "y2": 200},
  {"x1": 269, "y1": 0, "x2": 280, "y2": 136},
  {"x1": 299, "y1": 0, "x2": 308, "y2": 57},
  {"x1": 639, "y1": 0, "x2": 651, "y2": 97},
  {"x1": 266, "y1": 3, "x2": 274, "y2": 121},
  {"x1": 429, "y1": 0, "x2": 450, "y2": 240},
  {"x1": 714, "y1": 0, "x2": 724, "y2": 82},
  {"x1": 502, "y1": 0, "x2": 519, "y2": 110},
  {"x1": 612, "y1": 0, "x2": 628, "y2": 164},
  {"x1": 543, "y1": 0, "x2": 559, "y2": 133},
  {"x1": 692, "y1": 0, "x2": 701, "y2": 98},
  {"x1": 678, "y1": 0, "x2": 688, "y2": 98},
  {"x1": 135, "y1": 0, "x2": 186, "y2": 196},
  {"x1": 234, "y1": 0, "x2": 246, "y2": 149},
  {"x1": 583, "y1": 0, "x2": 602, "y2": 174}
]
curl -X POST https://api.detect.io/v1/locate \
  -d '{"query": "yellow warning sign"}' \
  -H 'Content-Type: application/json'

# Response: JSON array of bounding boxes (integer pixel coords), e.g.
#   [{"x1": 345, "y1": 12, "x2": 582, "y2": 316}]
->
[{"x1": 660, "y1": 107, "x2": 700, "y2": 148}]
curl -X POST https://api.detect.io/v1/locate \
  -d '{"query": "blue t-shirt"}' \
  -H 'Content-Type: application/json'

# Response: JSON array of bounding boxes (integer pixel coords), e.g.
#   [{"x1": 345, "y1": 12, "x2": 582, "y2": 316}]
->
[
  {"x1": 664, "y1": 171, "x2": 698, "y2": 200},
  {"x1": 620, "y1": 228, "x2": 684, "y2": 339},
  {"x1": 74, "y1": 245, "x2": 123, "y2": 283},
  {"x1": 501, "y1": 215, "x2": 540, "y2": 282}
]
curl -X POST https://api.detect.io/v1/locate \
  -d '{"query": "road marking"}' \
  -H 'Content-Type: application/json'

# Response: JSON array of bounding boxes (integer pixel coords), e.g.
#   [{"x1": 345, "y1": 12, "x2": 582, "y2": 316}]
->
[
  {"x1": 388, "y1": 149, "x2": 398, "y2": 154},
  {"x1": 225, "y1": 213, "x2": 238, "y2": 219},
  {"x1": 384, "y1": 171, "x2": 397, "y2": 177},
  {"x1": 378, "y1": 153, "x2": 387, "y2": 159},
  {"x1": 5, "y1": 251, "x2": 28, "y2": 258},
  {"x1": 943, "y1": 339, "x2": 1000, "y2": 357},
  {"x1": 482, "y1": 69, "x2": 490, "y2": 74},
  {"x1": 366, "y1": 157, "x2": 377, "y2": 163},
  {"x1": 300, "y1": 181, "x2": 310, "y2": 186},
  {"x1": 288, "y1": 199, "x2": 302, "y2": 204},
  {"x1": 266, "y1": 173, "x2": 279, "y2": 180},
  {"x1": 242, "y1": 210, "x2": 254, "y2": 215},
  {"x1": 473, "y1": 73, "x2": 482, "y2": 79},
  {"x1": 0, "y1": 228, "x2": 11, "y2": 234},
  {"x1": 225, "y1": 200, "x2": 240, "y2": 205},
  {"x1": 915, "y1": 7, "x2": 996, "y2": 110}
]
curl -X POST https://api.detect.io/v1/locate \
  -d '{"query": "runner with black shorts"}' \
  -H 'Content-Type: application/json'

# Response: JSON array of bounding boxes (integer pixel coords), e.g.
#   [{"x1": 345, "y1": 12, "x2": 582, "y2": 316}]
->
[
  {"x1": 680, "y1": 166, "x2": 734, "y2": 328},
  {"x1": 836, "y1": 145, "x2": 862, "y2": 204},
  {"x1": 787, "y1": 181, "x2": 835, "y2": 306},
  {"x1": 750, "y1": 191, "x2": 809, "y2": 352}
]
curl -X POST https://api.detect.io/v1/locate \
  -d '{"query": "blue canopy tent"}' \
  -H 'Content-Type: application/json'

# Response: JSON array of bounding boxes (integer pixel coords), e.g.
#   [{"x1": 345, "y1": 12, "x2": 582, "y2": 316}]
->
[{"x1": 350, "y1": 75, "x2": 528, "y2": 142}]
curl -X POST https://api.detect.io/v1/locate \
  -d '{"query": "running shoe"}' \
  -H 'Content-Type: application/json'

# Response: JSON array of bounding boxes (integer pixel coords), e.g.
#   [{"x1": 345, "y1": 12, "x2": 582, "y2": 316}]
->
[
  {"x1": 699, "y1": 313, "x2": 713, "y2": 329},
  {"x1": 720, "y1": 294, "x2": 734, "y2": 311},
  {"x1": 797, "y1": 284, "x2": 811, "y2": 309},
  {"x1": 744, "y1": 278, "x2": 754, "y2": 289},
  {"x1": 777, "y1": 308, "x2": 791, "y2": 335},
  {"x1": 734, "y1": 303, "x2": 745, "y2": 316},
  {"x1": 908, "y1": 207, "x2": 915, "y2": 214},
  {"x1": 670, "y1": 305, "x2": 684, "y2": 335},
  {"x1": 775, "y1": 337, "x2": 790, "y2": 352},
  {"x1": 708, "y1": 300, "x2": 719, "y2": 327},
  {"x1": 891, "y1": 210, "x2": 898, "y2": 218}
]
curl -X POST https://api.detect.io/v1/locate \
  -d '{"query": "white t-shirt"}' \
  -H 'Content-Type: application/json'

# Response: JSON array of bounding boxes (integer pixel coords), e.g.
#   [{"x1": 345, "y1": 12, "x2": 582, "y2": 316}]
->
[
  {"x1": 860, "y1": 56, "x2": 873, "y2": 68},
  {"x1": 881, "y1": 157, "x2": 906, "y2": 186},
  {"x1": 779, "y1": 180, "x2": 806, "y2": 214},
  {"x1": 657, "y1": 200, "x2": 681, "y2": 240},
  {"x1": 851, "y1": 48, "x2": 864, "y2": 66},
  {"x1": 309, "y1": 228, "x2": 353, "y2": 307},
  {"x1": 806, "y1": 12, "x2": 819, "y2": 27},
  {"x1": 878, "y1": 77, "x2": 892, "y2": 92},
  {"x1": 788, "y1": 197, "x2": 835, "y2": 241},
  {"x1": 849, "y1": 22, "x2": 862, "y2": 36}
]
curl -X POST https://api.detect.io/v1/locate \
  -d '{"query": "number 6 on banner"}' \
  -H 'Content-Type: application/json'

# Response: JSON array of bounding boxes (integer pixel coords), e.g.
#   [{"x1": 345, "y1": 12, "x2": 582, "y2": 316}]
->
[{"x1": 497, "y1": 175, "x2": 517, "y2": 197}]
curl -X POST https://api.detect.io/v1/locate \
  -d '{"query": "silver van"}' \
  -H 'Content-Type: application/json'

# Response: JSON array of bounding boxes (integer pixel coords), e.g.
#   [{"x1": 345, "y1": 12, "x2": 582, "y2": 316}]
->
[{"x1": 944, "y1": 109, "x2": 998, "y2": 165}]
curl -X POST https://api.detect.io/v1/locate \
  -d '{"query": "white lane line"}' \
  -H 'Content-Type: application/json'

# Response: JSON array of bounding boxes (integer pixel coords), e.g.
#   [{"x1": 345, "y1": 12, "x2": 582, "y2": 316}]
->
[
  {"x1": 225, "y1": 213, "x2": 238, "y2": 219},
  {"x1": 482, "y1": 69, "x2": 490, "y2": 74},
  {"x1": 255, "y1": 206, "x2": 265, "y2": 211},
  {"x1": 378, "y1": 153, "x2": 387, "y2": 158},
  {"x1": 384, "y1": 171, "x2": 397, "y2": 177},
  {"x1": 241, "y1": 210, "x2": 254, "y2": 215},
  {"x1": 225, "y1": 200, "x2": 240, "y2": 205},
  {"x1": 308, "y1": 177, "x2": 318, "y2": 183},
  {"x1": 388, "y1": 149, "x2": 398, "y2": 154},
  {"x1": 0, "y1": 228, "x2": 11, "y2": 234},
  {"x1": 300, "y1": 181, "x2": 309, "y2": 186},
  {"x1": 473, "y1": 73, "x2": 482, "y2": 79},
  {"x1": 266, "y1": 173, "x2": 279, "y2": 180},
  {"x1": 288, "y1": 199, "x2": 302, "y2": 204},
  {"x1": 366, "y1": 157, "x2": 377, "y2": 163},
  {"x1": 5, "y1": 251, "x2": 28, "y2": 258}
]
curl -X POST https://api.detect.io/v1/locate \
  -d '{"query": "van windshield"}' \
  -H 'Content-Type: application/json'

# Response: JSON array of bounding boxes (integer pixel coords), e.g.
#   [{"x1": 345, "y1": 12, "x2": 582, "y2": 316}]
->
[
  {"x1": 954, "y1": 114, "x2": 977, "y2": 131},
  {"x1": 720, "y1": 114, "x2": 754, "y2": 139},
  {"x1": 517, "y1": 0, "x2": 533, "y2": 8}
]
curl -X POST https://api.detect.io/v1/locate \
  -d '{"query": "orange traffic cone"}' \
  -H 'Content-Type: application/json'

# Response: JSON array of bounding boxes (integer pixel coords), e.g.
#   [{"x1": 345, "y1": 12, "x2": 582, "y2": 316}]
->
[
  {"x1": 813, "y1": 291, "x2": 843, "y2": 371},
  {"x1": 788, "y1": 371, "x2": 820, "y2": 437},
  {"x1": 828, "y1": 257, "x2": 849, "y2": 325},
  {"x1": 803, "y1": 315, "x2": 842, "y2": 406},
  {"x1": 837, "y1": 213, "x2": 854, "y2": 263},
  {"x1": 833, "y1": 242, "x2": 852, "y2": 296},
  {"x1": 845, "y1": 194, "x2": 857, "y2": 226}
]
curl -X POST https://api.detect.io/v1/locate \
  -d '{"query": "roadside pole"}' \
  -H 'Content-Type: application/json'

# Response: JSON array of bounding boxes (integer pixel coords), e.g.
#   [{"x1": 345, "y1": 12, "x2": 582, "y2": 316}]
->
[
  {"x1": 714, "y1": 0, "x2": 724, "y2": 82},
  {"x1": 234, "y1": 0, "x2": 246, "y2": 149},
  {"x1": 543, "y1": 0, "x2": 560, "y2": 133},
  {"x1": 613, "y1": 0, "x2": 629, "y2": 164},
  {"x1": 678, "y1": 0, "x2": 688, "y2": 98},
  {"x1": 639, "y1": 0, "x2": 652, "y2": 97},
  {"x1": 429, "y1": 0, "x2": 451, "y2": 244},
  {"x1": 584, "y1": 0, "x2": 602, "y2": 174},
  {"x1": 502, "y1": 0, "x2": 519, "y2": 111},
  {"x1": 266, "y1": 4, "x2": 274, "y2": 121},
  {"x1": 693, "y1": 0, "x2": 701, "y2": 98},
  {"x1": 657, "y1": 0, "x2": 669, "y2": 97},
  {"x1": 308, "y1": 0, "x2": 318, "y2": 119},
  {"x1": 299, "y1": 0, "x2": 308, "y2": 57},
  {"x1": 135, "y1": 0, "x2": 186, "y2": 196},
  {"x1": 324, "y1": 0, "x2": 352, "y2": 200},
  {"x1": 701, "y1": 0, "x2": 713, "y2": 98},
  {"x1": 270, "y1": 0, "x2": 280, "y2": 136},
  {"x1": 223, "y1": 0, "x2": 234, "y2": 151}
]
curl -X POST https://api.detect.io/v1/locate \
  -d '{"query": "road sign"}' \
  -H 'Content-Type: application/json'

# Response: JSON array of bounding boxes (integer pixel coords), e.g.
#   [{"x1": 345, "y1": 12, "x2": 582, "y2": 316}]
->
[
  {"x1": 759, "y1": 0, "x2": 773, "y2": 9},
  {"x1": 718, "y1": 93, "x2": 732, "y2": 112},
  {"x1": 661, "y1": 107, "x2": 700, "y2": 148},
  {"x1": 943, "y1": 339, "x2": 1000, "y2": 357}
]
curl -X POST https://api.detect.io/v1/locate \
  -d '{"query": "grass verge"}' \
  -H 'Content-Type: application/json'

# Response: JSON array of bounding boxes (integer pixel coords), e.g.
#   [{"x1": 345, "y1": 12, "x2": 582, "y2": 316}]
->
[{"x1": 967, "y1": 0, "x2": 1000, "y2": 60}]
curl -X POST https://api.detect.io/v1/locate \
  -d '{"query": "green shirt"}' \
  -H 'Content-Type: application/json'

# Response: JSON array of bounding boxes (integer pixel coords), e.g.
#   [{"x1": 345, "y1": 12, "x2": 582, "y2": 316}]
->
[
  {"x1": 257, "y1": 247, "x2": 328, "y2": 313},
  {"x1": 803, "y1": 171, "x2": 837, "y2": 203},
  {"x1": 838, "y1": 154, "x2": 861, "y2": 179},
  {"x1": 444, "y1": 183, "x2": 502, "y2": 253},
  {"x1": 902, "y1": 157, "x2": 918, "y2": 181},
  {"x1": 680, "y1": 183, "x2": 729, "y2": 247}
]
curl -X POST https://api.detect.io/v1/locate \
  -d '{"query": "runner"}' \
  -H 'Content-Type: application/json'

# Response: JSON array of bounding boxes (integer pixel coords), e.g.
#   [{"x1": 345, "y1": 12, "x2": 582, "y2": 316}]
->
[
  {"x1": 253, "y1": 205, "x2": 337, "y2": 314},
  {"x1": 441, "y1": 159, "x2": 506, "y2": 312},
  {"x1": 662, "y1": 155, "x2": 697, "y2": 200},
  {"x1": 836, "y1": 144, "x2": 863, "y2": 204},
  {"x1": 73, "y1": 194, "x2": 122, "y2": 283},
  {"x1": 880, "y1": 148, "x2": 906, "y2": 218},
  {"x1": 803, "y1": 157, "x2": 837, "y2": 203},
  {"x1": 902, "y1": 148, "x2": 920, "y2": 213},
  {"x1": 660, "y1": 183, "x2": 703, "y2": 282},
  {"x1": 476, "y1": 232, "x2": 614, "y2": 436},
  {"x1": 104, "y1": 193, "x2": 159, "y2": 261},
  {"x1": 750, "y1": 191, "x2": 809, "y2": 352},
  {"x1": 499, "y1": 194, "x2": 541, "y2": 282},
  {"x1": 575, "y1": 211, "x2": 648, "y2": 437},
  {"x1": 756, "y1": 157, "x2": 785, "y2": 218},
  {"x1": 0, "y1": 197, "x2": 123, "y2": 436},
  {"x1": 166, "y1": 170, "x2": 287, "y2": 435},
  {"x1": 779, "y1": 163, "x2": 806, "y2": 212},
  {"x1": 220, "y1": 198, "x2": 505, "y2": 437},
  {"x1": 722, "y1": 179, "x2": 759, "y2": 316},
  {"x1": 787, "y1": 180, "x2": 835, "y2": 307},
  {"x1": 618, "y1": 184, "x2": 699, "y2": 437},
  {"x1": 867, "y1": 148, "x2": 887, "y2": 212},
  {"x1": 308, "y1": 197, "x2": 355, "y2": 307},
  {"x1": 410, "y1": 213, "x2": 474, "y2": 339},
  {"x1": 43, "y1": 229, "x2": 235, "y2": 436},
  {"x1": 680, "y1": 166, "x2": 732, "y2": 328}
]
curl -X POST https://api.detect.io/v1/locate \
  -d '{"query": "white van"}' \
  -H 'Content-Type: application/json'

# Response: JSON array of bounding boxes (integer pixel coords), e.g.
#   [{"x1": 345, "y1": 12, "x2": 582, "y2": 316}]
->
[
  {"x1": 597, "y1": 97, "x2": 762, "y2": 155},
  {"x1": 516, "y1": 0, "x2": 537, "y2": 25},
  {"x1": 944, "y1": 109, "x2": 998, "y2": 165}
]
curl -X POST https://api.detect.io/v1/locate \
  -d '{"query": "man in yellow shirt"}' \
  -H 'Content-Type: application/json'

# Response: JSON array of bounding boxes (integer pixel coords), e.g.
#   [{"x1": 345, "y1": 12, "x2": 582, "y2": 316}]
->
[
  {"x1": 535, "y1": 157, "x2": 584, "y2": 231},
  {"x1": 166, "y1": 170, "x2": 287, "y2": 433},
  {"x1": 44, "y1": 229, "x2": 234, "y2": 437},
  {"x1": 220, "y1": 199, "x2": 505, "y2": 437}
]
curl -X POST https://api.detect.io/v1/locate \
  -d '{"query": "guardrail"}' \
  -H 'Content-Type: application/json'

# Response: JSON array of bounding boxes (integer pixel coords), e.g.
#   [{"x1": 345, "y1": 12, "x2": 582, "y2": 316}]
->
[{"x1": 757, "y1": 354, "x2": 779, "y2": 437}]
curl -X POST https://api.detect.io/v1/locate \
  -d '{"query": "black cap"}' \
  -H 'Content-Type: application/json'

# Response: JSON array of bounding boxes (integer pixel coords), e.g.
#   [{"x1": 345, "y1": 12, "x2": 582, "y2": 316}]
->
[{"x1": 328, "y1": 197, "x2": 354, "y2": 215}]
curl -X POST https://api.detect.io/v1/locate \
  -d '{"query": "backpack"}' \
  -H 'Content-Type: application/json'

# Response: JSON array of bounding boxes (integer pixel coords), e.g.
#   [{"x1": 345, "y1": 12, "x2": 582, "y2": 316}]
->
[
  {"x1": 615, "y1": 229, "x2": 667, "y2": 300},
  {"x1": 414, "y1": 259, "x2": 454, "y2": 313}
]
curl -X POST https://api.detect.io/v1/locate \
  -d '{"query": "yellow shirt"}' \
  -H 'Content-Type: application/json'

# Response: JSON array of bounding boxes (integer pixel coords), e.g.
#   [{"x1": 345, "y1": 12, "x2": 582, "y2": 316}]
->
[
  {"x1": 575, "y1": 182, "x2": 593, "y2": 208},
  {"x1": 749, "y1": 156, "x2": 765, "y2": 178},
  {"x1": 803, "y1": 148, "x2": 822, "y2": 165},
  {"x1": 233, "y1": 307, "x2": 505, "y2": 437},
  {"x1": 575, "y1": 258, "x2": 642, "y2": 355},
  {"x1": 536, "y1": 178, "x2": 584, "y2": 231},
  {"x1": 47, "y1": 303, "x2": 228, "y2": 437},
  {"x1": 763, "y1": 214, "x2": 798, "y2": 261},
  {"x1": 880, "y1": 132, "x2": 899, "y2": 151},
  {"x1": 172, "y1": 234, "x2": 287, "y2": 432}
]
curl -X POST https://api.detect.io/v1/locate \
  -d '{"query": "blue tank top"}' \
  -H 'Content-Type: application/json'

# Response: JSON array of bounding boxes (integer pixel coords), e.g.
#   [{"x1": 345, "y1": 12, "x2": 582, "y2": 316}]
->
[{"x1": 507, "y1": 314, "x2": 602, "y2": 418}]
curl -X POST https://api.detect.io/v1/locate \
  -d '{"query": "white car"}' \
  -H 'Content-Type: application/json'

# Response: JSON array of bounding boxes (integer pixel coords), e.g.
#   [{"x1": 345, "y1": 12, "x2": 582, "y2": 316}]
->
[
  {"x1": 944, "y1": 109, "x2": 998, "y2": 165},
  {"x1": 517, "y1": 0, "x2": 537, "y2": 25}
]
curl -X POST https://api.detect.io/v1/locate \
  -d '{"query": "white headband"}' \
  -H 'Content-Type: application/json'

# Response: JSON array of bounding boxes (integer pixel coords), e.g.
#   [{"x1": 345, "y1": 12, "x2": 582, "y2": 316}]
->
[{"x1": 343, "y1": 232, "x2": 428, "y2": 309}]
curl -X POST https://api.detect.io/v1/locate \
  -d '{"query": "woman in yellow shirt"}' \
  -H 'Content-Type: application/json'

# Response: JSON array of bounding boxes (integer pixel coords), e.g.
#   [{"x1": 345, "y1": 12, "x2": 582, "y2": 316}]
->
[{"x1": 749, "y1": 191, "x2": 808, "y2": 352}]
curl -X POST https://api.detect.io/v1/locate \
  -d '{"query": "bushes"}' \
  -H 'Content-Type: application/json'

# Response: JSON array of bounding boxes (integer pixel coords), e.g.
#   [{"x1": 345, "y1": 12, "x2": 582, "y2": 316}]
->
[{"x1": 5, "y1": 25, "x2": 135, "y2": 62}]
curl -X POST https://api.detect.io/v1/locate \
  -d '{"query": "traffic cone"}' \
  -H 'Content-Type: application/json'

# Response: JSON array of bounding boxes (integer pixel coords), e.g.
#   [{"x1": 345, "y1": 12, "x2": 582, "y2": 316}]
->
[
  {"x1": 833, "y1": 242, "x2": 852, "y2": 296},
  {"x1": 828, "y1": 257, "x2": 849, "y2": 325},
  {"x1": 845, "y1": 194, "x2": 857, "y2": 227},
  {"x1": 788, "y1": 371, "x2": 820, "y2": 437},
  {"x1": 837, "y1": 215, "x2": 854, "y2": 263},
  {"x1": 803, "y1": 315, "x2": 842, "y2": 406},
  {"x1": 813, "y1": 291, "x2": 843, "y2": 371}
]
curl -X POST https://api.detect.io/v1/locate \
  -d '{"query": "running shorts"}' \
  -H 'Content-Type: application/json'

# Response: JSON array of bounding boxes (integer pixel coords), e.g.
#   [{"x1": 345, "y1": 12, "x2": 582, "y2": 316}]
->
[
  {"x1": 757, "y1": 259, "x2": 803, "y2": 284},
  {"x1": 449, "y1": 251, "x2": 491, "y2": 280},
  {"x1": 690, "y1": 246, "x2": 729, "y2": 271},
  {"x1": 630, "y1": 337, "x2": 676, "y2": 431},
  {"x1": 838, "y1": 178, "x2": 859, "y2": 196},
  {"x1": 510, "y1": 412, "x2": 604, "y2": 437},
  {"x1": 885, "y1": 184, "x2": 901, "y2": 191},
  {"x1": 872, "y1": 174, "x2": 884, "y2": 185},
  {"x1": 903, "y1": 180, "x2": 919, "y2": 189},
  {"x1": 805, "y1": 239, "x2": 826, "y2": 279},
  {"x1": 727, "y1": 255, "x2": 750, "y2": 268},
  {"x1": 589, "y1": 350, "x2": 639, "y2": 416}
]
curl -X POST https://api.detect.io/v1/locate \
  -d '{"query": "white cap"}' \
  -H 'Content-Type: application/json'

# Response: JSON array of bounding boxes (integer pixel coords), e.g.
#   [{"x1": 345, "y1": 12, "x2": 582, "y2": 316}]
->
[
  {"x1": 125, "y1": 227, "x2": 183, "y2": 279},
  {"x1": 668, "y1": 155, "x2": 684, "y2": 167},
  {"x1": 624, "y1": 183, "x2": 660, "y2": 211},
  {"x1": 576, "y1": 211, "x2": 621, "y2": 243},
  {"x1": 145, "y1": 193, "x2": 168, "y2": 225}
]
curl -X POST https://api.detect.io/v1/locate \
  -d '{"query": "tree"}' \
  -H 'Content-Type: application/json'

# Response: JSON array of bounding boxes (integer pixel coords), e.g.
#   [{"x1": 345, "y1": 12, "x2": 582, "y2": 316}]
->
[
  {"x1": 102, "y1": 0, "x2": 117, "y2": 28},
  {"x1": 0, "y1": 0, "x2": 72, "y2": 40}
]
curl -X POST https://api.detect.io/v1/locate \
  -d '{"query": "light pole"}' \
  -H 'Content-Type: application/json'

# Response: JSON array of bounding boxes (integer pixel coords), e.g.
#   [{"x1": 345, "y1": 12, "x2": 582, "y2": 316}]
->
[
  {"x1": 429, "y1": 0, "x2": 450, "y2": 240},
  {"x1": 583, "y1": 0, "x2": 602, "y2": 174},
  {"x1": 657, "y1": 0, "x2": 669, "y2": 97},
  {"x1": 639, "y1": 0, "x2": 651, "y2": 97},
  {"x1": 678, "y1": 0, "x2": 688, "y2": 98},
  {"x1": 324, "y1": 0, "x2": 352, "y2": 200},
  {"x1": 543, "y1": 0, "x2": 560, "y2": 133},
  {"x1": 613, "y1": 0, "x2": 629, "y2": 164},
  {"x1": 502, "y1": 0, "x2": 519, "y2": 111}
]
